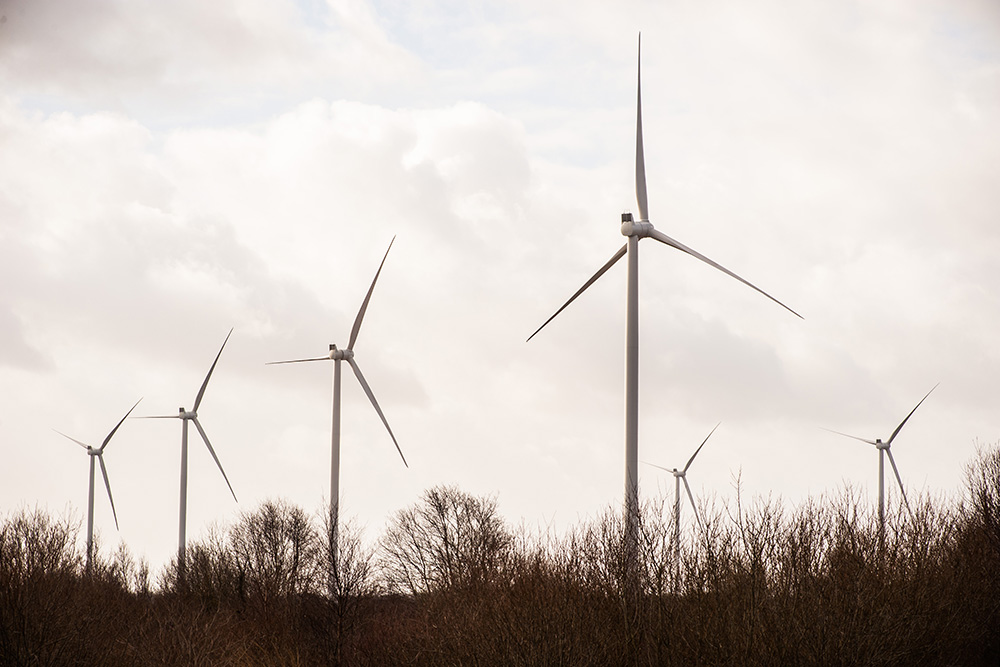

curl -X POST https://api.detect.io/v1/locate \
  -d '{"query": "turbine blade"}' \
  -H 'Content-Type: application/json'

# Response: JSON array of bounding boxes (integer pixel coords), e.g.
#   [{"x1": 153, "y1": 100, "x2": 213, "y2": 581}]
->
[
  {"x1": 100, "y1": 397, "x2": 142, "y2": 452},
  {"x1": 642, "y1": 460, "x2": 674, "y2": 474},
  {"x1": 683, "y1": 477, "x2": 702, "y2": 529},
  {"x1": 885, "y1": 448, "x2": 913, "y2": 517},
  {"x1": 635, "y1": 33, "x2": 648, "y2": 222},
  {"x1": 648, "y1": 229, "x2": 803, "y2": 319},
  {"x1": 684, "y1": 422, "x2": 720, "y2": 473},
  {"x1": 193, "y1": 328, "x2": 233, "y2": 412},
  {"x1": 140, "y1": 415, "x2": 181, "y2": 419},
  {"x1": 820, "y1": 427, "x2": 878, "y2": 446},
  {"x1": 349, "y1": 236, "x2": 395, "y2": 351},
  {"x1": 526, "y1": 244, "x2": 628, "y2": 342},
  {"x1": 98, "y1": 455, "x2": 119, "y2": 531},
  {"x1": 265, "y1": 356, "x2": 330, "y2": 365},
  {"x1": 53, "y1": 429, "x2": 90, "y2": 450},
  {"x1": 347, "y1": 357, "x2": 408, "y2": 467},
  {"x1": 192, "y1": 418, "x2": 238, "y2": 503},
  {"x1": 887, "y1": 384, "x2": 938, "y2": 445}
]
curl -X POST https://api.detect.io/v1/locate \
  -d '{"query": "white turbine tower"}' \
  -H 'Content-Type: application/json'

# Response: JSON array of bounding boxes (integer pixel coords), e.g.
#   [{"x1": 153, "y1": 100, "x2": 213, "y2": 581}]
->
[
  {"x1": 146, "y1": 329, "x2": 238, "y2": 579},
  {"x1": 645, "y1": 423, "x2": 718, "y2": 586},
  {"x1": 54, "y1": 398, "x2": 142, "y2": 574},
  {"x1": 528, "y1": 35, "x2": 801, "y2": 565},
  {"x1": 824, "y1": 384, "x2": 938, "y2": 534},
  {"x1": 268, "y1": 237, "x2": 407, "y2": 579}
]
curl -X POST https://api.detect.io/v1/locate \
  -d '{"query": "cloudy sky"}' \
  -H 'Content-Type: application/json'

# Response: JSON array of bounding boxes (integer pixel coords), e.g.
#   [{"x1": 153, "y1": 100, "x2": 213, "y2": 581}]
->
[{"x1": 1, "y1": 0, "x2": 998, "y2": 570}]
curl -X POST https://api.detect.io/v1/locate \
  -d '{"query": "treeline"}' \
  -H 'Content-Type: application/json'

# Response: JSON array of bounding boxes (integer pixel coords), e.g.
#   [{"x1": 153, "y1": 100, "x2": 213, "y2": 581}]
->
[{"x1": 2, "y1": 444, "x2": 999, "y2": 666}]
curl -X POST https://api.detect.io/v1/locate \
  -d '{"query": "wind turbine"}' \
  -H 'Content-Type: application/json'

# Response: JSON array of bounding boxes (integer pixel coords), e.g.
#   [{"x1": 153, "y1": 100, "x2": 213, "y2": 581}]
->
[
  {"x1": 645, "y1": 423, "x2": 718, "y2": 586},
  {"x1": 54, "y1": 398, "x2": 142, "y2": 574},
  {"x1": 267, "y1": 237, "x2": 407, "y2": 579},
  {"x1": 528, "y1": 35, "x2": 801, "y2": 564},
  {"x1": 146, "y1": 328, "x2": 238, "y2": 579},
  {"x1": 824, "y1": 384, "x2": 937, "y2": 533}
]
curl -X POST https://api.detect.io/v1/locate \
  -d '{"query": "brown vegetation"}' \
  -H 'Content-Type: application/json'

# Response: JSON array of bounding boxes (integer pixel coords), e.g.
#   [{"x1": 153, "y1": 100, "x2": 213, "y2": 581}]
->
[{"x1": 2, "y1": 445, "x2": 999, "y2": 665}]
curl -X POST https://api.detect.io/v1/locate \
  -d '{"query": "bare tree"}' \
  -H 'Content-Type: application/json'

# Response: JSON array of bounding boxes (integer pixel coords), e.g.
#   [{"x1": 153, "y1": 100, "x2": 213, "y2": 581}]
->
[
  {"x1": 0, "y1": 508, "x2": 83, "y2": 664},
  {"x1": 966, "y1": 441, "x2": 1000, "y2": 552},
  {"x1": 380, "y1": 485, "x2": 512, "y2": 595},
  {"x1": 228, "y1": 499, "x2": 321, "y2": 605},
  {"x1": 313, "y1": 504, "x2": 379, "y2": 666}
]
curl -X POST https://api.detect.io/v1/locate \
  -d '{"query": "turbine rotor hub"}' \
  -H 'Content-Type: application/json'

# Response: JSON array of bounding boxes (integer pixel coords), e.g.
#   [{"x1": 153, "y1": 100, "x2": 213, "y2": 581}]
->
[
  {"x1": 179, "y1": 408, "x2": 197, "y2": 419},
  {"x1": 876, "y1": 440, "x2": 889, "y2": 450}
]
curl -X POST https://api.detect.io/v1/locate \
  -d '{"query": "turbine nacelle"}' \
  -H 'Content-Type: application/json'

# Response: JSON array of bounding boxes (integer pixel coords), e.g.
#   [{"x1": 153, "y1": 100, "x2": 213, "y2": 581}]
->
[
  {"x1": 875, "y1": 439, "x2": 888, "y2": 450},
  {"x1": 620, "y1": 212, "x2": 653, "y2": 237},
  {"x1": 178, "y1": 408, "x2": 197, "y2": 420},
  {"x1": 328, "y1": 345, "x2": 354, "y2": 361}
]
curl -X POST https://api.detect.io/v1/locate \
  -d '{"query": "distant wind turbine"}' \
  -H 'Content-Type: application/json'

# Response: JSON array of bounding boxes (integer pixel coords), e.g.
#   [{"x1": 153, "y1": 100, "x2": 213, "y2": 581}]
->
[
  {"x1": 268, "y1": 237, "x2": 407, "y2": 580},
  {"x1": 645, "y1": 423, "x2": 718, "y2": 586},
  {"x1": 824, "y1": 384, "x2": 938, "y2": 533},
  {"x1": 528, "y1": 34, "x2": 801, "y2": 565},
  {"x1": 145, "y1": 329, "x2": 238, "y2": 579},
  {"x1": 54, "y1": 398, "x2": 142, "y2": 574}
]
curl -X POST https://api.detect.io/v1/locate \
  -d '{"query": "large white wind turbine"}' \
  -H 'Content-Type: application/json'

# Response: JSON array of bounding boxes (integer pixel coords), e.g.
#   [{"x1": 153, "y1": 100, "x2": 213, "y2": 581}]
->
[
  {"x1": 267, "y1": 237, "x2": 407, "y2": 576},
  {"x1": 528, "y1": 35, "x2": 801, "y2": 563},
  {"x1": 645, "y1": 423, "x2": 718, "y2": 585},
  {"x1": 146, "y1": 329, "x2": 238, "y2": 578},
  {"x1": 824, "y1": 384, "x2": 938, "y2": 533},
  {"x1": 54, "y1": 398, "x2": 142, "y2": 574}
]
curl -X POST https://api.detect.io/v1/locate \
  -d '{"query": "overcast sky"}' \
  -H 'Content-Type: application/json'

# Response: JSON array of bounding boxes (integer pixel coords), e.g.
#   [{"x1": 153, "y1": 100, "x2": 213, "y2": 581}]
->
[{"x1": 1, "y1": 0, "x2": 998, "y2": 570}]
